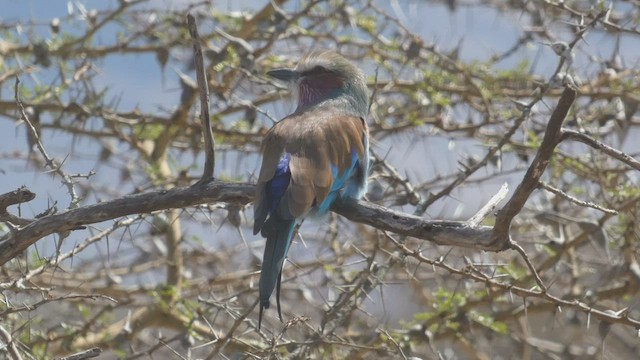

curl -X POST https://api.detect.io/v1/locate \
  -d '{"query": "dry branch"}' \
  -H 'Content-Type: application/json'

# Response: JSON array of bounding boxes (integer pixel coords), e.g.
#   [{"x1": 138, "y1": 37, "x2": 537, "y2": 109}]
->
[
  {"x1": 0, "y1": 186, "x2": 36, "y2": 227},
  {"x1": 560, "y1": 128, "x2": 640, "y2": 171},
  {"x1": 334, "y1": 199, "x2": 503, "y2": 251},
  {"x1": 494, "y1": 86, "x2": 577, "y2": 242},
  {"x1": 54, "y1": 347, "x2": 101, "y2": 360},
  {"x1": 0, "y1": 325, "x2": 22, "y2": 360},
  {"x1": 0, "y1": 182, "x2": 248, "y2": 265},
  {"x1": 187, "y1": 14, "x2": 216, "y2": 182},
  {"x1": 0, "y1": 182, "x2": 501, "y2": 266}
]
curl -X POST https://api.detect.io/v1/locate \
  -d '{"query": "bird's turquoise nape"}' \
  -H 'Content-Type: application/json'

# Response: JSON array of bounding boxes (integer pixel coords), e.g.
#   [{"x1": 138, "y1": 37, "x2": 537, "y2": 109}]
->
[{"x1": 253, "y1": 51, "x2": 370, "y2": 329}]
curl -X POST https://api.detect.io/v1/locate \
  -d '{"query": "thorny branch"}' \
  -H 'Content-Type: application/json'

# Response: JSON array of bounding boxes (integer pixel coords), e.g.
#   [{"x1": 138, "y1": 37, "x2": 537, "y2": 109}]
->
[
  {"x1": 494, "y1": 87, "x2": 577, "y2": 241},
  {"x1": 391, "y1": 238, "x2": 640, "y2": 329},
  {"x1": 0, "y1": 182, "x2": 498, "y2": 266},
  {"x1": 187, "y1": 14, "x2": 216, "y2": 183},
  {"x1": 55, "y1": 347, "x2": 102, "y2": 360},
  {"x1": 14, "y1": 77, "x2": 87, "y2": 208},
  {"x1": 0, "y1": 325, "x2": 22, "y2": 360}
]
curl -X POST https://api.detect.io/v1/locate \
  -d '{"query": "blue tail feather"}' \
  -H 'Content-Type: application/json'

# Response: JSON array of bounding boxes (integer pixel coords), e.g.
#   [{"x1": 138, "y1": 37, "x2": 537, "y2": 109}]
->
[{"x1": 258, "y1": 215, "x2": 296, "y2": 329}]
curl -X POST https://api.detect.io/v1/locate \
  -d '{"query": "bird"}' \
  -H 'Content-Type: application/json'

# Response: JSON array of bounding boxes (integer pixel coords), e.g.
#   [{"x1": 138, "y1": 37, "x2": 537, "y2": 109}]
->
[{"x1": 253, "y1": 51, "x2": 370, "y2": 329}]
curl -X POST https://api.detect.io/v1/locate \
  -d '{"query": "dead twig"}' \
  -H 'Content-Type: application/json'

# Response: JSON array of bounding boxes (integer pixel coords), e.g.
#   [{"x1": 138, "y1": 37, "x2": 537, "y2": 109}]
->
[{"x1": 187, "y1": 14, "x2": 215, "y2": 183}]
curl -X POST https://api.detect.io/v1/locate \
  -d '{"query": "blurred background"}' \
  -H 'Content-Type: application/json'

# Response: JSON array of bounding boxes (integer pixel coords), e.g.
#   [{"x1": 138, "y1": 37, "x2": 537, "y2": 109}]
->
[{"x1": 1, "y1": 0, "x2": 639, "y2": 358}]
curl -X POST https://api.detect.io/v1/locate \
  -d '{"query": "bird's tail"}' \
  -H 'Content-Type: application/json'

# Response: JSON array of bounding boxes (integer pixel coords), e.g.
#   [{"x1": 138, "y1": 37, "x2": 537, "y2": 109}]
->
[{"x1": 258, "y1": 215, "x2": 296, "y2": 329}]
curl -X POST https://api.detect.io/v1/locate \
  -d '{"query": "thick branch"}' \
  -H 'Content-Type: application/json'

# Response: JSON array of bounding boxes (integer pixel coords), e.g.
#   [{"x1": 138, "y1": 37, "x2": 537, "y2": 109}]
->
[
  {"x1": 0, "y1": 182, "x2": 252, "y2": 265},
  {"x1": 494, "y1": 87, "x2": 577, "y2": 241},
  {"x1": 0, "y1": 181, "x2": 504, "y2": 266},
  {"x1": 333, "y1": 199, "x2": 502, "y2": 251},
  {"x1": 0, "y1": 89, "x2": 586, "y2": 267}
]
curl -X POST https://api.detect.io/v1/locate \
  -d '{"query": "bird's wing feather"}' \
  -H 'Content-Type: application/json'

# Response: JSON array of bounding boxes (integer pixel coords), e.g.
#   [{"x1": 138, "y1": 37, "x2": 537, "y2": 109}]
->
[
  {"x1": 254, "y1": 108, "x2": 367, "y2": 232},
  {"x1": 254, "y1": 135, "x2": 286, "y2": 235}
]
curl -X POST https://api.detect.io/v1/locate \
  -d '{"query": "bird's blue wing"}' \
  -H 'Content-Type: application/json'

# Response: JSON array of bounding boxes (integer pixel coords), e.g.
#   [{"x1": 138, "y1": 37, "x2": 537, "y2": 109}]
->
[
  {"x1": 317, "y1": 131, "x2": 370, "y2": 213},
  {"x1": 254, "y1": 153, "x2": 291, "y2": 235}
]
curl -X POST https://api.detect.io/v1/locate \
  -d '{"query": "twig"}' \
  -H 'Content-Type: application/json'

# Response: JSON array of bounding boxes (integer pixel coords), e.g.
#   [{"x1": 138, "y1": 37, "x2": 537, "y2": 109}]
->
[
  {"x1": 0, "y1": 216, "x2": 140, "y2": 289},
  {"x1": 415, "y1": 104, "x2": 531, "y2": 215},
  {"x1": 538, "y1": 181, "x2": 618, "y2": 215},
  {"x1": 467, "y1": 182, "x2": 509, "y2": 226},
  {"x1": 55, "y1": 347, "x2": 102, "y2": 360},
  {"x1": 550, "y1": 10, "x2": 607, "y2": 78},
  {"x1": 394, "y1": 241, "x2": 640, "y2": 329},
  {"x1": 379, "y1": 329, "x2": 408, "y2": 360},
  {"x1": 204, "y1": 299, "x2": 258, "y2": 360},
  {"x1": 510, "y1": 241, "x2": 546, "y2": 291},
  {"x1": 368, "y1": 66, "x2": 379, "y2": 113},
  {"x1": 14, "y1": 77, "x2": 81, "y2": 208},
  {"x1": 187, "y1": 14, "x2": 215, "y2": 183},
  {"x1": 0, "y1": 325, "x2": 23, "y2": 360},
  {"x1": 0, "y1": 293, "x2": 117, "y2": 317},
  {"x1": 370, "y1": 149, "x2": 421, "y2": 206},
  {"x1": 560, "y1": 129, "x2": 640, "y2": 171}
]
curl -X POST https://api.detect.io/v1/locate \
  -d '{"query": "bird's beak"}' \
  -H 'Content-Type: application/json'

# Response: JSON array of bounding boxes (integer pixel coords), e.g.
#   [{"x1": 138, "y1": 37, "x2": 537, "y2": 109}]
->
[{"x1": 267, "y1": 68, "x2": 299, "y2": 82}]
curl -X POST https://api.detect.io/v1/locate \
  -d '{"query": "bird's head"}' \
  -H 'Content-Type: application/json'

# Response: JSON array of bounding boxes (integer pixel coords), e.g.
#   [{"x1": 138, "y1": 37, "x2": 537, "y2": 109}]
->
[{"x1": 267, "y1": 51, "x2": 369, "y2": 117}]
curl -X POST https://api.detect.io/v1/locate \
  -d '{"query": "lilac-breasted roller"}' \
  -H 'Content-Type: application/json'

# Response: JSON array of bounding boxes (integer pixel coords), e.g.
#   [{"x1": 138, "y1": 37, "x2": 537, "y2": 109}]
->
[{"x1": 253, "y1": 51, "x2": 370, "y2": 328}]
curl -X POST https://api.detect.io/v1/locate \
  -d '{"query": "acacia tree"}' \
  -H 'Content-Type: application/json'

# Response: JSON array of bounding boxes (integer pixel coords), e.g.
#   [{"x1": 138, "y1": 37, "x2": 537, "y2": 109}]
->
[{"x1": 1, "y1": 0, "x2": 639, "y2": 359}]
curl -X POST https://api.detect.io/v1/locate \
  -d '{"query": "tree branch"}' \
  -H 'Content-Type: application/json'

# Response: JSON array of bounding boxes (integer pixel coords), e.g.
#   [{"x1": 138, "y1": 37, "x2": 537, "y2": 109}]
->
[
  {"x1": 494, "y1": 86, "x2": 577, "y2": 242},
  {"x1": 187, "y1": 14, "x2": 215, "y2": 183},
  {"x1": 0, "y1": 182, "x2": 252, "y2": 265},
  {"x1": 333, "y1": 199, "x2": 503, "y2": 251},
  {"x1": 0, "y1": 325, "x2": 22, "y2": 360},
  {"x1": 0, "y1": 180, "x2": 506, "y2": 266},
  {"x1": 55, "y1": 347, "x2": 101, "y2": 360},
  {"x1": 0, "y1": 186, "x2": 36, "y2": 227},
  {"x1": 15, "y1": 77, "x2": 82, "y2": 208},
  {"x1": 560, "y1": 128, "x2": 640, "y2": 171}
]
